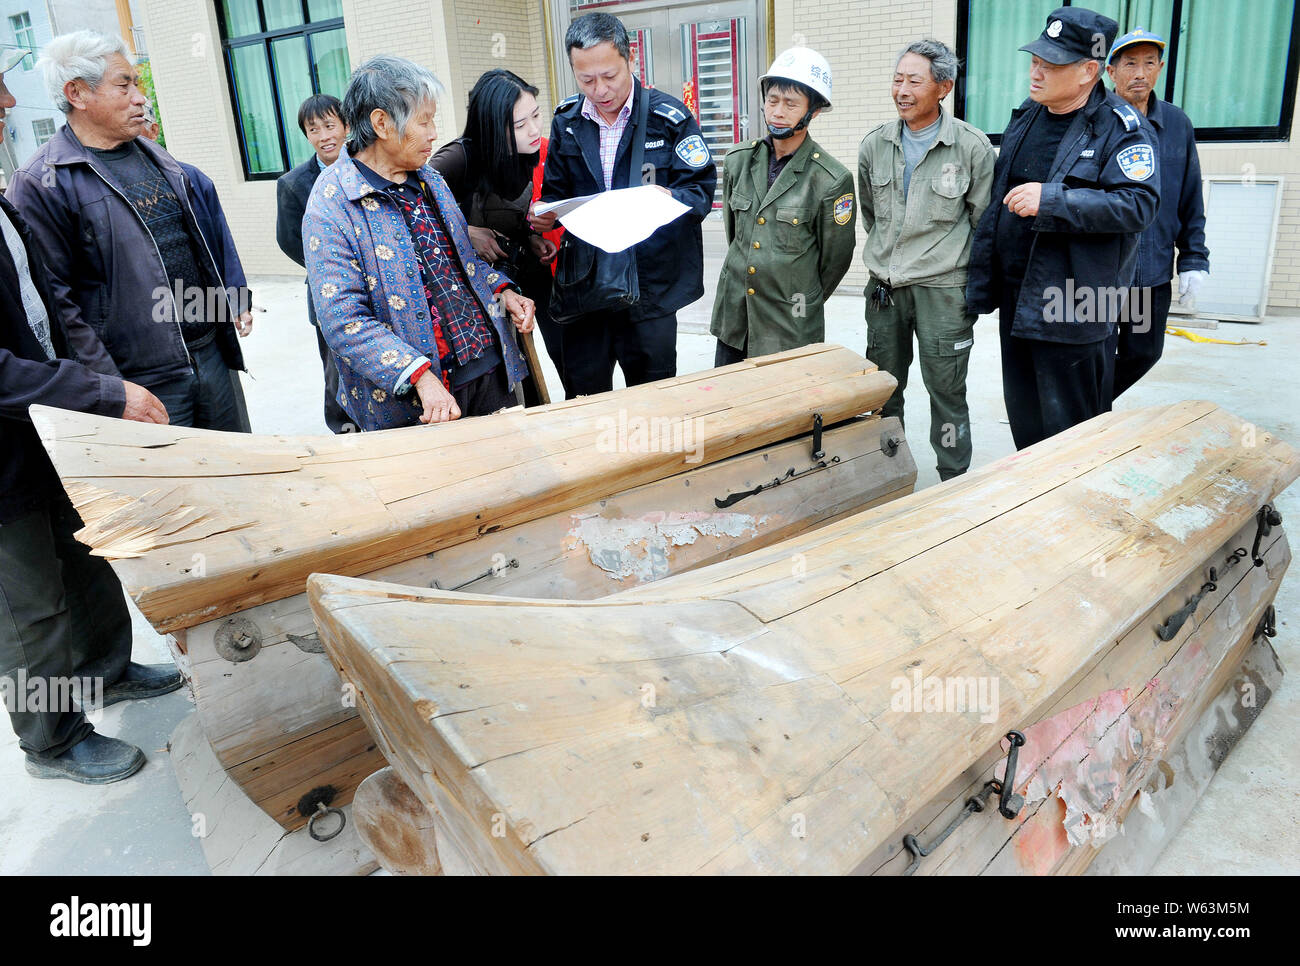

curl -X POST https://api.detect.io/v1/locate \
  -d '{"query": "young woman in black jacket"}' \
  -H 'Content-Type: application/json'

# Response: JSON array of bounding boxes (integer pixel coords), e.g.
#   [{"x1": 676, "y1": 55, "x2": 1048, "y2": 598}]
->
[{"x1": 431, "y1": 69, "x2": 564, "y2": 400}]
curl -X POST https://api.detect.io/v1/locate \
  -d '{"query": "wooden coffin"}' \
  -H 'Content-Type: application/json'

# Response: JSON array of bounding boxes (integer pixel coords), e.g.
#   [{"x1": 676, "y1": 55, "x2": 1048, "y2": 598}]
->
[
  {"x1": 31, "y1": 344, "x2": 892, "y2": 631},
  {"x1": 309, "y1": 401, "x2": 1299, "y2": 875},
  {"x1": 182, "y1": 414, "x2": 914, "y2": 830},
  {"x1": 30, "y1": 346, "x2": 903, "y2": 831}
]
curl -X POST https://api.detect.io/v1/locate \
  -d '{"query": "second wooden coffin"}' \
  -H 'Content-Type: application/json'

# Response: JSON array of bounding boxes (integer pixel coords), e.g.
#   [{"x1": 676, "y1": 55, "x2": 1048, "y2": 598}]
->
[{"x1": 309, "y1": 400, "x2": 1299, "y2": 874}]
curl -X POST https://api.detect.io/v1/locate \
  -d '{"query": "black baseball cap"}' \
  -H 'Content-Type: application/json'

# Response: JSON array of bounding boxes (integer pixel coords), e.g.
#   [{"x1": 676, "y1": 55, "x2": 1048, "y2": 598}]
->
[{"x1": 1020, "y1": 6, "x2": 1120, "y2": 65}]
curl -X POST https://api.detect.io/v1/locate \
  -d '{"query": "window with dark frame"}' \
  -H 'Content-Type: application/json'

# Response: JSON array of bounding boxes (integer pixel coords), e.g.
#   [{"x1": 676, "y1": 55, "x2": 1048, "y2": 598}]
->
[
  {"x1": 956, "y1": 0, "x2": 1300, "y2": 144},
  {"x1": 217, "y1": 0, "x2": 351, "y2": 180}
]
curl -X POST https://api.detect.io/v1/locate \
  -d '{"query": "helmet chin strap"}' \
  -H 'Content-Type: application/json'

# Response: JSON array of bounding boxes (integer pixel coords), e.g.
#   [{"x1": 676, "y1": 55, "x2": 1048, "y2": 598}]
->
[{"x1": 767, "y1": 109, "x2": 816, "y2": 140}]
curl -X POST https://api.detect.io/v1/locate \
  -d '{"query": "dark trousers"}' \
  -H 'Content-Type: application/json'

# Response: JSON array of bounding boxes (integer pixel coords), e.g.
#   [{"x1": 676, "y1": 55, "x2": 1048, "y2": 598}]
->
[
  {"x1": 452, "y1": 364, "x2": 516, "y2": 417},
  {"x1": 1113, "y1": 282, "x2": 1173, "y2": 400},
  {"x1": 148, "y1": 335, "x2": 244, "y2": 432},
  {"x1": 1000, "y1": 295, "x2": 1111, "y2": 451},
  {"x1": 0, "y1": 495, "x2": 132, "y2": 755},
  {"x1": 714, "y1": 339, "x2": 747, "y2": 367},
  {"x1": 315, "y1": 324, "x2": 353, "y2": 433},
  {"x1": 560, "y1": 309, "x2": 678, "y2": 398}
]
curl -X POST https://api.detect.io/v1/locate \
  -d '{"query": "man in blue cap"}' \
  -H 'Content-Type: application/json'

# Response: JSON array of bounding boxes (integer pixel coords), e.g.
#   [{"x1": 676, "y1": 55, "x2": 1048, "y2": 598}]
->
[
  {"x1": 967, "y1": 7, "x2": 1160, "y2": 450},
  {"x1": 1106, "y1": 28, "x2": 1209, "y2": 398}
]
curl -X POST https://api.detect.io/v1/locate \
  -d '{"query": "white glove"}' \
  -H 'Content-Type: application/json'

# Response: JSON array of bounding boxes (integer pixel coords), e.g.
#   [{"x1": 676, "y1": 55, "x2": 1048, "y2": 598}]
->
[{"x1": 1178, "y1": 270, "x2": 1208, "y2": 303}]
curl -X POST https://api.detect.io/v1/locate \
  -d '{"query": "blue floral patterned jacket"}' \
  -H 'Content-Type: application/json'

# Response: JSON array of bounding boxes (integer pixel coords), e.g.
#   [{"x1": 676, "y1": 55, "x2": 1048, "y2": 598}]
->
[{"x1": 302, "y1": 149, "x2": 528, "y2": 431}]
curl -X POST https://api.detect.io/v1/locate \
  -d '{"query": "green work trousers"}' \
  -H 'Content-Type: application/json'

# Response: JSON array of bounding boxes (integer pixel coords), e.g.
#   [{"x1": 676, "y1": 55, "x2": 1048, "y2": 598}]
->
[{"x1": 865, "y1": 278, "x2": 974, "y2": 479}]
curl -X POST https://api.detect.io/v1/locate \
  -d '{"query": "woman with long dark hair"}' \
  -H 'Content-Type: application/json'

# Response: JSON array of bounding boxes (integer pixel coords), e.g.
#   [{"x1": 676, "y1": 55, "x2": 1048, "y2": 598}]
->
[{"x1": 432, "y1": 69, "x2": 564, "y2": 399}]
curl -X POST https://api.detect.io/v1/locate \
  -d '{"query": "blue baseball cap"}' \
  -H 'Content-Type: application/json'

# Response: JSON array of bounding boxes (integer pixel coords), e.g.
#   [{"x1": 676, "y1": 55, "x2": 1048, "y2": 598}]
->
[{"x1": 1108, "y1": 28, "x2": 1167, "y2": 65}]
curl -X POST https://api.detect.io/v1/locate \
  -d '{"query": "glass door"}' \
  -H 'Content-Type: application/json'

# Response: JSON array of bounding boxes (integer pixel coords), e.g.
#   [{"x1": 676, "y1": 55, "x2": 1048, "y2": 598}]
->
[{"x1": 674, "y1": 6, "x2": 754, "y2": 206}]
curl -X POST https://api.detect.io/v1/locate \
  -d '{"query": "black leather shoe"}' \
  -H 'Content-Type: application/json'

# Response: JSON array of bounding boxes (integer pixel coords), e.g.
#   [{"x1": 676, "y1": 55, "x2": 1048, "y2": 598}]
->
[
  {"x1": 25, "y1": 732, "x2": 146, "y2": 784},
  {"x1": 100, "y1": 662, "x2": 184, "y2": 709}
]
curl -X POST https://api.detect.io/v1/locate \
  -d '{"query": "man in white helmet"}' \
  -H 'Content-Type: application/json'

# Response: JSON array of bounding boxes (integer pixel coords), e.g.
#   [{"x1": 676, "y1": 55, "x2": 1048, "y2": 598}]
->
[
  {"x1": 709, "y1": 47, "x2": 856, "y2": 364},
  {"x1": 859, "y1": 38, "x2": 995, "y2": 480}
]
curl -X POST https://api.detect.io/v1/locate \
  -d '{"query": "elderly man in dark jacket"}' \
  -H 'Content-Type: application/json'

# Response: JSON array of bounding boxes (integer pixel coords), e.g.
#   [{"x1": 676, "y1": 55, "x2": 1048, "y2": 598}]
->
[
  {"x1": 0, "y1": 49, "x2": 183, "y2": 785},
  {"x1": 967, "y1": 7, "x2": 1160, "y2": 450},
  {"x1": 7, "y1": 29, "x2": 251, "y2": 431},
  {"x1": 1106, "y1": 28, "x2": 1210, "y2": 398}
]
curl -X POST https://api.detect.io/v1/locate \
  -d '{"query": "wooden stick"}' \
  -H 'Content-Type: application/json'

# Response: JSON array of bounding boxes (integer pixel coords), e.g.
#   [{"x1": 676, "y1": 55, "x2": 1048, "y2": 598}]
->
[{"x1": 519, "y1": 329, "x2": 551, "y2": 405}]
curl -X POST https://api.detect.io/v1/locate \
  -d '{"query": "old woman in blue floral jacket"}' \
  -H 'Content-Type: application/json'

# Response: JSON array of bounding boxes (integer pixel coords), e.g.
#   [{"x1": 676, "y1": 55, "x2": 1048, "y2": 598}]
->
[{"x1": 304, "y1": 55, "x2": 536, "y2": 431}]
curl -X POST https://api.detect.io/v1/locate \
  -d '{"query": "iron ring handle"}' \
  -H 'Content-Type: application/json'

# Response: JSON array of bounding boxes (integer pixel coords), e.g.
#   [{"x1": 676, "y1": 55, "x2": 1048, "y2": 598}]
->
[{"x1": 308, "y1": 803, "x2": 346, "y2": 842}]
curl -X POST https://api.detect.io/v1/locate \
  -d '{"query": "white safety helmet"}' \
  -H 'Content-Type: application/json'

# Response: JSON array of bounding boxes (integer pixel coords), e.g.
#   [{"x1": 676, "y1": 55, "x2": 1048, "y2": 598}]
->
[{"x1": 759, "y1": 47, "x2": 833, "y2": 112}]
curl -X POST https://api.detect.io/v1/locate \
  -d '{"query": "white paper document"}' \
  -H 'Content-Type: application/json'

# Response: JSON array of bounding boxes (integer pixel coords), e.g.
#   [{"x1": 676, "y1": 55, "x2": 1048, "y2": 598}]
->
[
  {"x1": 549, "y1": 185, "x2": 690, "y2": 254},
  {"x1": 532, "y1": 194, "x2": 600, "y2": 219}
]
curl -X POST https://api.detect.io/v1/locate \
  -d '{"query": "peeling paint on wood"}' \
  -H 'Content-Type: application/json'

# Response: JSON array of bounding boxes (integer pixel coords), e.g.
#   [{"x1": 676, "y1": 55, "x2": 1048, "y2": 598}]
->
[{"x1": 569, "y1": 511, "x2": 766, "y2": 582}]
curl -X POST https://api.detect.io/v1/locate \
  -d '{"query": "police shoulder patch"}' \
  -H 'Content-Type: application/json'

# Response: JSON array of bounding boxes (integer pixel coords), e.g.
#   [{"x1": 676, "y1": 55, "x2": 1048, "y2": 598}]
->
[
  {"x1": 1116, "y1": 143, "x2": 1156, "y2": 182},
  {"x1": 833, "y1": 193, "x2": 854, "y2": 226},
  {"x1": 675, "y1": 134, "x2": 712, "y2": 169},
  {"x1": 556, "y1": 93, "x2": 581, "y2": 113},
  {"x1": 653, "y1": 102, "x2": 687, "y2": 124},
  {"x1": 1111, "y1": 105, "x2": 1140, "y2": 132}
]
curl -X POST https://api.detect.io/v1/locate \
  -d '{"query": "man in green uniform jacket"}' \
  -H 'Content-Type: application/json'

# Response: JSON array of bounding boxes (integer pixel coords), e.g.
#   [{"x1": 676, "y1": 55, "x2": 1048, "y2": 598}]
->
[
  {"x1": 711, "y1": 47, "x2": 856, "y2": 365},
  {"x1": 859, "y1": 38, "x2": 995, "y2": 480}
]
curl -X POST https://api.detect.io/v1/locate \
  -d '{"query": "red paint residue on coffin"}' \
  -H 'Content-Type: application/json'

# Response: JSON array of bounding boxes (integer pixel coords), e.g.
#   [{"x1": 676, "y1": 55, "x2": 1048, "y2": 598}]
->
[
  {"x1": 1014, "y1": 793, "x2": 1070, "y2": 875},
  {"x1": 1003, "y1": 635, "x2": 1224, "y2": 872},
  {"x1": 1011, "y1": 688, "x2": 1131, "y2": 787},
  {"x1": 993, "y1": 688, "x2": 1134, "y2": 872},
  {"x1": 1024, "y1": 689, "x2": 1133, "y2": 849}
]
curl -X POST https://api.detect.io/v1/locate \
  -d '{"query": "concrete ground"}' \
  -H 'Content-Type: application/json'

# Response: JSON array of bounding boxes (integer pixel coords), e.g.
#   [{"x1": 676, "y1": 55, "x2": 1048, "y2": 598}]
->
[{"x1": 2, "y1": 223, "x2": 1297, "y2": 874}]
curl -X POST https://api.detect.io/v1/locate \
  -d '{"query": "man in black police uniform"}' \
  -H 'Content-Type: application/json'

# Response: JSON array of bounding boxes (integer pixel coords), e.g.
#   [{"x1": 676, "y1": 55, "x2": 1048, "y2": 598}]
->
[
  {"x1": 531, "y1": 12, "x2": 716, "y2": 397},
  {"x1": 967, "y1": 7, "x2": 1160, "y2": 450}
]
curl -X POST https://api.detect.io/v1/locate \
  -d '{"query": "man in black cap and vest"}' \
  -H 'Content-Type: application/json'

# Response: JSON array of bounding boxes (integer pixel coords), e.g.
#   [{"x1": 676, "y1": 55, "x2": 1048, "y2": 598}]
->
[{"x1": 967, "y1": 7, "x2": 1160, "y2": 449}]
